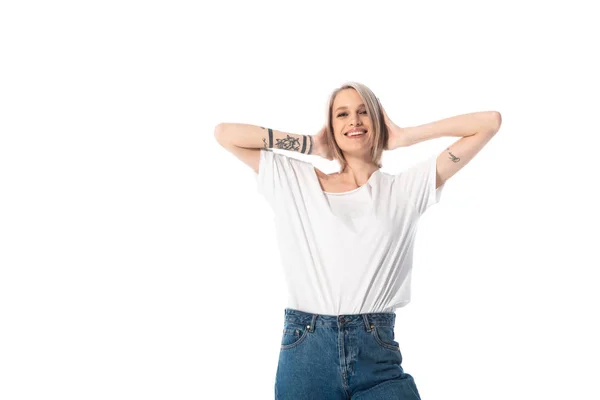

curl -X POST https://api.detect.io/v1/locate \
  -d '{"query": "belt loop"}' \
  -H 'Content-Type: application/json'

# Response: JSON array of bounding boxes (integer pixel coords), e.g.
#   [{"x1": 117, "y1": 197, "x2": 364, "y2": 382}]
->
[
  {"x1": 363, "y1": 315, "x2": 374, "y2": 332},
  {"x1": 307, "y1": 314, "x2": 317, "y2": 332}
]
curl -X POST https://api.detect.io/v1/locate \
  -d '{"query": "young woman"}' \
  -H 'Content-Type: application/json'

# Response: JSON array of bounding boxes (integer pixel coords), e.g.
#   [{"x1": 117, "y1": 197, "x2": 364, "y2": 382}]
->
[{"x1": 215, "y1": 82, "x2": 501, "y2": 399}]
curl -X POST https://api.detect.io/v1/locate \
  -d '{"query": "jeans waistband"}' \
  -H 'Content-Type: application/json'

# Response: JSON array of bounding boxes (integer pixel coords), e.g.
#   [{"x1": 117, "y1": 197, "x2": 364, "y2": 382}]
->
[{"x1": 283, "y1": 308, "x2": 396, "y2": 333}]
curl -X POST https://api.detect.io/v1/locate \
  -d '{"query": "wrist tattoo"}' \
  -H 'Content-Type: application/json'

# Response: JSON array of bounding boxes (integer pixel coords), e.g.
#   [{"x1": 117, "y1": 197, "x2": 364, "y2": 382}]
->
[
  {"x1": 261, "y1": 127, "x2": 312, "y2": 154},
  {"x1": 274, "y1": 134, "x2": 301, "y2": 152},
  {"x1": 274, "y1": 134, "x2": 313, "y2": 154}
]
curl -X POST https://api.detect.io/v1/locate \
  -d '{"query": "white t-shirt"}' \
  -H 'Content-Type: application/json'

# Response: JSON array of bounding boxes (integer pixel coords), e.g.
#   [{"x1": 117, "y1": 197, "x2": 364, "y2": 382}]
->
[{"x1": 256, "y1": 149, "x2": 445, "y2": 315}]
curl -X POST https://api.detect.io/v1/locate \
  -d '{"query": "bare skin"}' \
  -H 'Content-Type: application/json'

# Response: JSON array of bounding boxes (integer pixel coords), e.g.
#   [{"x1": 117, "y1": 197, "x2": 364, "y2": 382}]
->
[
  {"x1": 316, "y1": 88, "x2": 379, "y2": 192},
  {"x1": 313, "y1": 168, "x2": 371, "y2": 193}
]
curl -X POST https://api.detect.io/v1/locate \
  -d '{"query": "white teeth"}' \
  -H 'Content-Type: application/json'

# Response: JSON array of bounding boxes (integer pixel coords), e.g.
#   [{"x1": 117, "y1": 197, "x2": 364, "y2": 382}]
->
[{"x1": 348, "y1": 132, "x2": 365, "y2": 136}]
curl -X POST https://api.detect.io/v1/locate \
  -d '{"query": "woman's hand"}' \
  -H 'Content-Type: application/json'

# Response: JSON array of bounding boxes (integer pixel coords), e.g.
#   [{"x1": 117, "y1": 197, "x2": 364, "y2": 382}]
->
[
  {"x1": 380, "y1": 102, "x2": 411, "y2": 150},
  {"x1": 310, "y1": 125, "x2": 334, "y2": 160}
]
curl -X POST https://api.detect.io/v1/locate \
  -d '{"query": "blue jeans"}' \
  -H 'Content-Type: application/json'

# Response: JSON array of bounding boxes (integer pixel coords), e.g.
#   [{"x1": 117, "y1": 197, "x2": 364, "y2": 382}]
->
[{"x1": 275, "y1": 308, "x2": 422, "y2": 400}]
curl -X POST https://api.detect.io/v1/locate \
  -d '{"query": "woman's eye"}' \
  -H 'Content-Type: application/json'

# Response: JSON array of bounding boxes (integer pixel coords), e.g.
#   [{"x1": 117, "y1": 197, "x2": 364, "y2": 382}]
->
[{"x1": 337, "y1": 110, "x2": 367, "y2": 117}]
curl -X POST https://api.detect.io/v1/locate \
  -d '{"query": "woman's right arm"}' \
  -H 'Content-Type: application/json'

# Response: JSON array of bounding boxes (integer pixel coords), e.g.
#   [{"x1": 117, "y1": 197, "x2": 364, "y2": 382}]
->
[{"x1": 214, "y1": 123, "x2": 315, "y2": 174}]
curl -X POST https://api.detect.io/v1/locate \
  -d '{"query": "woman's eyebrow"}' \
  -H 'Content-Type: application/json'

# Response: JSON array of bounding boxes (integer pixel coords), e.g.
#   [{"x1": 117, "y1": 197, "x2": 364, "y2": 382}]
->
[{"x1": 335, "y1": 104, "x2": 365, "y2": 112}]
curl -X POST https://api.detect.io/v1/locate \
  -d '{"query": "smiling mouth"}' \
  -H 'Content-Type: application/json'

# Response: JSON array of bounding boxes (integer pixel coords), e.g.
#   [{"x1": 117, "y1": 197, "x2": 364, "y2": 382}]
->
[{"x1": 345, "y1": 130, "x2": 367, "y2": 137}]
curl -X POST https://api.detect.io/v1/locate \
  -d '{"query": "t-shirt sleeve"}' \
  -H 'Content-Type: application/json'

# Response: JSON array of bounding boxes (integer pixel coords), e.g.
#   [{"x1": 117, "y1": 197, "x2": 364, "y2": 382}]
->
[
  {"x1": 255, "y1": 148, "x2": 312, "y2": 207},
  {"x1": 395, "y1": 154, "x2": 446, "y2": 215}
]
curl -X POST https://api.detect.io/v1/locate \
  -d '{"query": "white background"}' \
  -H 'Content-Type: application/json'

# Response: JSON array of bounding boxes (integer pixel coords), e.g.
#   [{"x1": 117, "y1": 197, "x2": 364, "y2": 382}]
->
[{"x1": 1, "y1": 0, "x2": 599, "y2": 399}]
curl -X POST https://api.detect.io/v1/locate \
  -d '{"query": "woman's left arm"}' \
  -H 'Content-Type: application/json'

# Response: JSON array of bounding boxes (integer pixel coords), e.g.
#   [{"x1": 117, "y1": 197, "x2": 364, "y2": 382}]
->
[
  {"x1": 383, "y1": 109, "x2": 502, "y2": 189},
  {"x1": 385, "y1": 111, "x2": 502, "y2": 150}
]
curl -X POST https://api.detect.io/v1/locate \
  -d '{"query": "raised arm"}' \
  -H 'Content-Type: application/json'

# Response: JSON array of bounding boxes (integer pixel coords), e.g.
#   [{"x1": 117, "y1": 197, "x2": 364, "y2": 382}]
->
[
  {"x1": 385, "y1": 111, "x2": 502, "y2": 189},
  {"x1": 214, "y1": 123, "x2": 314, "y2": 174}
]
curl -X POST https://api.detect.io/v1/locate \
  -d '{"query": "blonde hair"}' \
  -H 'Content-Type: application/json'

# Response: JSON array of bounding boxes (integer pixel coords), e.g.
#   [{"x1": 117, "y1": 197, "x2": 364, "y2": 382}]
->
[{"x1": 324, "y1": 81, "x2": 389, "y2": 172}]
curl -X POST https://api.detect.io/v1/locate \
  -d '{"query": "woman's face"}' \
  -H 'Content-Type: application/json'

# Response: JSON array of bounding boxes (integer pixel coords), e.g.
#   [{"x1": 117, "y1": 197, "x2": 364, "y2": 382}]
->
[{"x1": 331, "y1": 88, "x2": 372, "y2": 152}]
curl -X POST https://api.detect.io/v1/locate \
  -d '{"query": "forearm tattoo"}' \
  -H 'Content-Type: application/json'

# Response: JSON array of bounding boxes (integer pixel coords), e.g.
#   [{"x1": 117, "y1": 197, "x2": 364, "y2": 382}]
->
[
  {"x1": 447, "y1": 147, "x2": 460, "y2": 162},
  {"x1": 261, "y1": 126, "x2": 269, "y2": 150},
  {"x1": 260, "y1": 127, "x2": 313, "y2": 155}
]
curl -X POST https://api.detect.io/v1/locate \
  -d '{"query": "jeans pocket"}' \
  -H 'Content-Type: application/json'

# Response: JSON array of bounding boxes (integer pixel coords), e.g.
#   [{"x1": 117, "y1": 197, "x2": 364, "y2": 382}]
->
[
  {"x1": 372, "y1": 325, "x2": 400, "y2": 351},
  {"x1": 280, "y1": 324, "x2": 309, "y2": 351}
]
